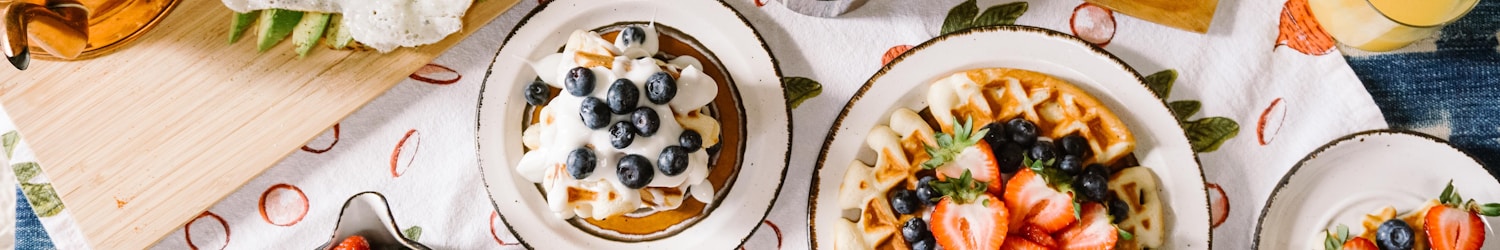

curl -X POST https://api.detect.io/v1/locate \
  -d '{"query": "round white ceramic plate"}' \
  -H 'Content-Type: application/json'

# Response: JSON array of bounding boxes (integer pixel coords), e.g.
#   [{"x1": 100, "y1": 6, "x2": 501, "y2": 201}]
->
[
  {"x1": 475, "y1": 0, "x2": 789, "y2": 248},
  {"x1": 807, "y1": 25, "x2": 1211, "y2": 249},
  {"x1": 1254, "y1": 130, "x2": 1500, "y2": 249}
]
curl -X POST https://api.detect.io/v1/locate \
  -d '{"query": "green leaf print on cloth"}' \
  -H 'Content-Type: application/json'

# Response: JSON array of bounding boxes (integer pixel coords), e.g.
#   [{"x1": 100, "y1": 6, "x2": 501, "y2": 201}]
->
[
  {"x1": 3, "y1": 131, "x2": 17, "y2": 158},
  {"x1": 21, "y1": 182, "x2": 64, "y2": 217},
  {"x1": 14, "y1": 161, "x2": 39, "y2": 182},
  {"x1": 1146, "y1": 69, "x2": 1240, "y2": 153},
  {"x1": 782, "y1": 76, "x2": 823, "y2": 109},
  {"x1": 941, "y1": 1, "x2": 1028, "y2": 36},
  {"x1": 403, "y1": 225, "x2": 423, "y2": 241}
]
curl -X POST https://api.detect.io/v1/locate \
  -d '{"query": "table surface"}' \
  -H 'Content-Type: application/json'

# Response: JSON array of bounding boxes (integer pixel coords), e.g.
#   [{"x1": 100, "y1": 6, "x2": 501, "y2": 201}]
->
[
  {"x1": 8, "y1": 0, "x2": 1500, "y2": 249},
  {"x1": 0, "y1": 0, "x2": 518, "y2": 248}
]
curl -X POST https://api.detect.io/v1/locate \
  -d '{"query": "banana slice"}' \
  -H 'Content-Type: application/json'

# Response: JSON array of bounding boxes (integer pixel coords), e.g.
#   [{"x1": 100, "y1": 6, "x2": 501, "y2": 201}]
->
[{"x1": 1109, "y1": 167, "x2": 1166, "y2": 249}]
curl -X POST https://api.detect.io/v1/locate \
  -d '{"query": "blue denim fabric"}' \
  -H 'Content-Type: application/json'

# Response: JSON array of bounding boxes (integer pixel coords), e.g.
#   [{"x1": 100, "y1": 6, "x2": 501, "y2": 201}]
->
[
  {"x1": 1345, "y1": 0, "x2": 1500, "y2": 179},
  {"x1": 16, "y1": 186, "x2": 55, "y2": 250}
]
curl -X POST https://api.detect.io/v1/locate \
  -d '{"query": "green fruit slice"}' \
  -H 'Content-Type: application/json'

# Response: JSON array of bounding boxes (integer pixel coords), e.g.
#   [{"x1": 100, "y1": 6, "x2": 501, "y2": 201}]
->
[
  {"x1": 291, "y1": 12, "x2": 331, "y2": 57},
  {"x1": 325, "y1": 14, "x2": 355, "y2": 50},
  {"x1": 229, "y1": 10, "x2": 260, "y2": 44},
  {"x1": 256, "y1": 9, "x2": 304, "y2": 52}
]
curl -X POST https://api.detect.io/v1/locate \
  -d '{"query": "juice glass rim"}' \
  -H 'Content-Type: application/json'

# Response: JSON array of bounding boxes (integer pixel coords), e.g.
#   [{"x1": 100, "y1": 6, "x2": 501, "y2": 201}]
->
[{"x1": 1363, "y1": 0, "x2": 1482, "y2": 28}]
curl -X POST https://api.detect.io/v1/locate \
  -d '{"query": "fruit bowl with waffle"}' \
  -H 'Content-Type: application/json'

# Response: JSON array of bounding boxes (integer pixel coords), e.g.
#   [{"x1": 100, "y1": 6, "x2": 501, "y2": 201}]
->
[{"x1": 809, "y1": 26, "x2": 1211, "y2": 250}]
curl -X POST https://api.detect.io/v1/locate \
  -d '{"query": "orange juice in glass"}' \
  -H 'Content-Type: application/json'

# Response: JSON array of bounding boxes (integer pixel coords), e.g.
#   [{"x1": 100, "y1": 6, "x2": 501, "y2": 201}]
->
[{"x1": 1308, "y1": 0, "x2": 1479, "y2": 52}]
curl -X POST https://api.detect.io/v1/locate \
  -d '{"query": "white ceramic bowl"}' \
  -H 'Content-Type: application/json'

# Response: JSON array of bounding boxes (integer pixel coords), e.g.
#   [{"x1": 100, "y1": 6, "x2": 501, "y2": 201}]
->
[
  {"x1": 806, "y1": 25, "x2": 1212, "y2": 249},
  {"x1": 475, "y1": 0, "x2": 789, "y2": 248},
  {"x1": 1255, "y1": 130, "x2": 1500, "y2": 249}
]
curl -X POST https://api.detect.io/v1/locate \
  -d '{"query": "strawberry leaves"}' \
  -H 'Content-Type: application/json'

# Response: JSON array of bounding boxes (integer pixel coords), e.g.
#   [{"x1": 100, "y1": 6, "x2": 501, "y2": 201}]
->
[
  {"x1": 922, "y1": 117, "x2": 989, "y2": 169},
  {"x1": 1438, "y1": 180, "x2": 1500, "y2": 216},
  {"x1": 1324, "y1": 224, "x2": 1352, "y2": 250},
  {"x1": 932, "y1": 170, "x2": 989, "y2": 205},
  {"x1": 1024, "y1": 155, "x2": 1084, "y2": 219}
]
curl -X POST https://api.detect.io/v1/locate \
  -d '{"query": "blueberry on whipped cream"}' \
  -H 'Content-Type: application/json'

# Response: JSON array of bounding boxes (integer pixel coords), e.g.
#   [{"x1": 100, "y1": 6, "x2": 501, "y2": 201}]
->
[{"x1": 517, "y1": 25, "x2": 723, "y2": 220}]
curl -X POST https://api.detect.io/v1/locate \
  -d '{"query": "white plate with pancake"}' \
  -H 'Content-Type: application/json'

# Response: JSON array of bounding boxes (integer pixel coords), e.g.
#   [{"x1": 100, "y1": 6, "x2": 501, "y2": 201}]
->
[
  {"x1": 475, "y1": 0, "x2": 789, "y2": 248},
  {"x1": 807, "y1": 25, "x2": 1212, "y2": 249},
  {"x1": 1254, "y1": 130, "x2": 1500, "y2": 249}
]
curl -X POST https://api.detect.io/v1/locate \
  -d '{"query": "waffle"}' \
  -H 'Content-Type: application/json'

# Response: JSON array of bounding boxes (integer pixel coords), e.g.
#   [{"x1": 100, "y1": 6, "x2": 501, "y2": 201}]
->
[{"x1": 835, "y1": 68, "x2": 1147, "y2": 249}]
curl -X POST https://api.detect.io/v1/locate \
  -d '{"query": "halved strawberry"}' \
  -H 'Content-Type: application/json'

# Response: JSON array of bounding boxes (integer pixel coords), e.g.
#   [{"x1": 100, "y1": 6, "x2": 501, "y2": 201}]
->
[
  {"x1": 1001, "y1": 224, "x2": 1058, "y2": 250},
  {"x1": 1342, "y1": 237, "x2": 1378, "y2": 250},
  {"x1": 930, "y1": 171, "x2": 1009, "y2": 250},
  {"x1": 1056, "y1": 203, "x2": 1119, "y2": 250},
  {"x1": 1425, "y1": 206, "x2": 1485, "y2": 250},
  {"x1": 934, "y1": 140, "x2": 1003, "y2": 192},
  {"x1": 924, "y1": 118, "x2": 1003, "y2": 192},
  {"x1": 1004, "y1": 168, "x2": 1077, "y2": 233},
  {"x1": 1424, "y1": 180, "x2": 1500, "y2": 250}
]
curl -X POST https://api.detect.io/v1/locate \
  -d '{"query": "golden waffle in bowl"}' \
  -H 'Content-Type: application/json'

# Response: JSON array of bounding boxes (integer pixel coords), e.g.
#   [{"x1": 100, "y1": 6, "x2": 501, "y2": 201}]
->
[
  {"x1": 836, "y1": 68, "x2": 1165, "y2": 249},
  {"x1": 928, "y1": 68, "x2": 1135, "y2": 165}
]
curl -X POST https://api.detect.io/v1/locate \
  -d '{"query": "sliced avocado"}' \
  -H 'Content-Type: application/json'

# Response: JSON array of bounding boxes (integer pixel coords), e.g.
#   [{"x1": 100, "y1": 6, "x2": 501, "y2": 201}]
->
[
  {"x1": 229, "y1": 10, "x2": 260, "y2": 44},
  {"x1": 291, "y1": 12, "x2": 331, "y2": 57},
  {"x1": 325, "y1": 14, "x2": 356, "y2": 50},
  {"x1": 256, "y1": 9, "x2": 304, "y2": 52}
]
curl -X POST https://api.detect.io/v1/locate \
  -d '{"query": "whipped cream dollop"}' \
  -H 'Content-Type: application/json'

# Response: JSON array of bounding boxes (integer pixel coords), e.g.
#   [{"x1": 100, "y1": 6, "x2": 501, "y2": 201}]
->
[{"x1": 516, "y1": 26, "x2": 723, "y2": 220}]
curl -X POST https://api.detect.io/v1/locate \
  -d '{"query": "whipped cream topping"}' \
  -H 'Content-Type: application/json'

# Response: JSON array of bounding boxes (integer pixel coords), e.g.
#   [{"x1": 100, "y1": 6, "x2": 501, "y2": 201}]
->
[{"x1": 516, "y1": 26, "x2": 722, "y2": 220}]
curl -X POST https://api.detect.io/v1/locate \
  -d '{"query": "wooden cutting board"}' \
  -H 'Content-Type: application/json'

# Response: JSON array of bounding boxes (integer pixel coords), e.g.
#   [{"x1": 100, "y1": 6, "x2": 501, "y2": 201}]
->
[{"x1": 0, "y1": 0, "x2": 518, "y2": 248}]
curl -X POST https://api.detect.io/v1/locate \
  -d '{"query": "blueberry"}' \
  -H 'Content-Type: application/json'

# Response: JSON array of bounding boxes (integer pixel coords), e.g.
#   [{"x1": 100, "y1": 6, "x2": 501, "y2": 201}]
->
[
  {"x1": 645, "y1": 72, "x2": 677, "y2": 104},
  {"x1": 616, "y1": 154, "x2": 653, "y2": 189},
  {"x1": 579, "y1": 97, "x2": 611, "y2": 129},
  {"x1": 916, "y1": 176, "x2": 941, "y2": 205},
  {"x1": 609, "y1": 121, "x2": 636, "y2": 149},
  {"x1": 658, "y1": 146, "x2": 689, "y2": 176},
  {"x1": 607, "y1": 79, "x2": 639, "y2": 115},
  {"x1": 565, "y1": 67, "x2": 594, "y2": 96},
  {"x1": 1058, "y1": 134, "x2": 1091, "y2": 157},
  {"x1": 995, "y1": 142, "x2": 1025, "y2": 174},
  {"x1": 1029, "y1": 140, "x2": 1057, "y2": 164},
  {"x1": 1107, "y1": 194, "x2": 1130, "y2": 224},
  {"x1": 890, "y1": 189, "x2": 922, "y2": 215},
  {"x1": 1074, "y1": 173, "x2": 1108, "y2": 202},
  {"x1": 1084, "y1": 164, "x2": 1111, "y2": 179},
  {"x1": 1376, "y1": 219, "x2": 1415, "y2": 250},
  {"x1": 910, "y1": 235, "x2": 936, "y2": 250},
  {"x1": 631, "y1": 107, "x2": 660, "y2": 136},
  {"x1": 980, "y1": 122, "x2": 1008, "y2": 146},
  {"x1": 565, "y1": 147, "x2": 595, "y2": 179},
  {"x1": 1006, "y1": 118, "x2": 1039, "y2": 147},
  {"x1": 901, "y1": 218, "x2": 932, "y2": 244},
  {"x1": 1057, "y1": 154, "x2": 1084, "y2": 176},
  {"x1": 679, "y1": 130, "x2": 703, "y2": 152},
  {"x1": 620, "y1": 26, "x2": 646, "y2": 46},
  {"x1": 523, "y1": 79, "x2": 550, "y2": 105}
]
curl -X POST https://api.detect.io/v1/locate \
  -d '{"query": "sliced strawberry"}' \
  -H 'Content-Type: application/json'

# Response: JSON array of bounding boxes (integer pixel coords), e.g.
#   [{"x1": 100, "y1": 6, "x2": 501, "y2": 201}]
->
[
  {"x1": 1001, "y1": 237, "x2": 1053, "y2": 250},
  {"x1": 332, "y1": 235, "x2": 371, "y2": 250},
  {"x1": 1425, "y1": 205, "x2": 1485, "y2": 250},
  {"x1": 932, "y1": 194, "x2": 1009, "y2": 250},
  {"x1": 1057, "y1": 203, "x2": 1119, "y2": 250},
  {"x1": 935, "y1": 140, "x2": 1003, "y2": 192},
  {"x1": 1002, "y1": 224, "x2": 1058, "y2": 250},
  {"x1": 1342, "y1": 237, "x2": 1378, "y2": 250},
  {"x1": 1004, "y1": 168, "x2": 1077, "y2": 233}
]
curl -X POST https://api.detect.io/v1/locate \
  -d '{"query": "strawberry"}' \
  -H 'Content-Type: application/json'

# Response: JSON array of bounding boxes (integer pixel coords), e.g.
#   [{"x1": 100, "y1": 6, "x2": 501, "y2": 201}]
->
[
  {"x1": 332, "y1": 235, "x2": 371, "y2": 250},
  {"x1": 1425, "y1": 181, "x2": 1500, "y2": 250},
  {"x1": 1426, "y1": 206, "x2": 1485, "y2": 250},
  {"x1": 930, "y1": 171, "x2": 1009, "y2": 250},
  {"x1": 1341, "y1": 237, "x2": 1378, "y2": 250},
  {"x1": 1004, "y1": 167, "x2": 1077, "y2": 233},
  {"x1": 1057, "y1": 203, "x2": 1119, "y2": 250},
  {"x1": 923, "y1": 118, "x2": 1002, "y2": 192},
  {"x1": 1001, "y1": 224, "x2": 1058, "y2": 250}
]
